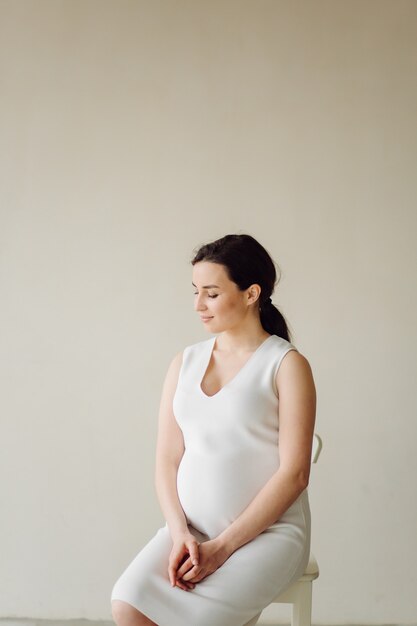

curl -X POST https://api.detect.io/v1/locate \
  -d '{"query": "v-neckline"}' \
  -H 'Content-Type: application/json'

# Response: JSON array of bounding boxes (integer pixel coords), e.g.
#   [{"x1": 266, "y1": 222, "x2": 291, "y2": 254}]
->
[{"x1": 199, "y1": 334, "x2": 274, "y2": 399}]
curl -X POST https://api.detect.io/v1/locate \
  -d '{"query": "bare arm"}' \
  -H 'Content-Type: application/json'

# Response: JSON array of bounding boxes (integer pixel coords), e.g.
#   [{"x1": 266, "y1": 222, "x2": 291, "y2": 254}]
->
[
  {"x1": 155, "y1": 350, "x2": 201, "y2": 590},
  {"x1": 154, "y1": 350, "x2": 189, "y2": 539},
  {"x1": 212, "y1": 349, "x2": 316, "y2": 556}
]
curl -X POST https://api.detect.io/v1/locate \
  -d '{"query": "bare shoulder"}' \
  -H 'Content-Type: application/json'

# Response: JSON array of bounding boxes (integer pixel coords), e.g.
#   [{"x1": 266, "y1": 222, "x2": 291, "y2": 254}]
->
[
  {"x1": 280, "y1": 349, "x2": 313, "y2": 374},
  {"x1": 163, "y1": 349, "x2": 184, "y2": 386},
  {"x1": 158, "y1": 349, "x2": 185, "y2": 421},
  {"x1": 170, "y1": 349, "x2": 184, "y2": 370},
  {"x1": 163, "y1": 339, "x2": 203, "y2": 386},
  {"x1": 276, "y1": 348, "x2": 316, "y2": 396}
]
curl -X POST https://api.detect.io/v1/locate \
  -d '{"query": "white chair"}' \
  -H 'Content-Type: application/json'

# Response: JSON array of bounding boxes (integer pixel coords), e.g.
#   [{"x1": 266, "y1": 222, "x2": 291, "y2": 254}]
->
[{"x1": 267, "y1": 433, "x2": 322, "y2": 626}]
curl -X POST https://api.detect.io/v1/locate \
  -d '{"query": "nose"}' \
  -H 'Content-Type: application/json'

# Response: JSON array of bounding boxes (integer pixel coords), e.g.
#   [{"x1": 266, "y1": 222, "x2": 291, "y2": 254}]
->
[{"x1": 194, "y1": 293, "x2": 207, "y2": 312}]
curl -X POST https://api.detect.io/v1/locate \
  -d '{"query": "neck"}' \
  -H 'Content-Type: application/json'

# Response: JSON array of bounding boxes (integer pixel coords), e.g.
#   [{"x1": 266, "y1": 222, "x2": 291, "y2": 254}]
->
[{"x1": 214, "y1": 323, "x2": 271, "y2": 353}]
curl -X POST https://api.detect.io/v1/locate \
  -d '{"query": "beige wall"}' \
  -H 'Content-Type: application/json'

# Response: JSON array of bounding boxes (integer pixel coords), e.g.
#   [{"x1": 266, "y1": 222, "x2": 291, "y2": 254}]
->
[{"x1": 1, "y1": 0, "x2": 416, "y2": 622}]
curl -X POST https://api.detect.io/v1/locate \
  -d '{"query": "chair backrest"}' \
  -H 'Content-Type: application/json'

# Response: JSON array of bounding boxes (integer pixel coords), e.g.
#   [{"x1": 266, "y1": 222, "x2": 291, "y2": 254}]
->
[{"x1": 311, "y1": 433, "x2": 322, "y2": 464}]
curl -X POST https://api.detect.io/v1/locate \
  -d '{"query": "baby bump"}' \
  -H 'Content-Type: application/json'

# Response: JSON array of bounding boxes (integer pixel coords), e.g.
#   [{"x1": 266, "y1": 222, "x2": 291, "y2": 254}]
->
[{"x1": 176, "y1": 449, "x2": 279, "y2": 537}]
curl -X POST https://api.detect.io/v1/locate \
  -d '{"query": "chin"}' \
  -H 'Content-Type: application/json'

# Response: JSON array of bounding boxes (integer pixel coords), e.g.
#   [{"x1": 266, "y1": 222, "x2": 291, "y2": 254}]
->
[
  {"x1": 207, "y1": 322, "x2": 225, "y2": 334},
  {"x1": 202, "y1": 320, "x2": 217, "y2": 332}
]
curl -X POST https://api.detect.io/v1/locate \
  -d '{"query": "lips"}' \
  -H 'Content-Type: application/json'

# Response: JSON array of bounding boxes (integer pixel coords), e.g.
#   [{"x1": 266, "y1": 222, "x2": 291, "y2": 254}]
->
[{"x1": 200, "y1": 316, "x2": 213, "y2": 321}]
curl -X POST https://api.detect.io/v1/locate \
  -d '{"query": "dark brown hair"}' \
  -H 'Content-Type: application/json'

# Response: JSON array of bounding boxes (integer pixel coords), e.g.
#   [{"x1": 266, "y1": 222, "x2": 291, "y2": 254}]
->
[{"x1": 191, "y1": 233, "x2": 291, "y2": 341}]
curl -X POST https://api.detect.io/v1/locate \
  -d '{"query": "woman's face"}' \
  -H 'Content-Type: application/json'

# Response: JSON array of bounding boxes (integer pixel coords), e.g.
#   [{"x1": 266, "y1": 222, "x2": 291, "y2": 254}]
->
[{"x1": 192, "y1": 261, "x2": 259, "y2": 332}]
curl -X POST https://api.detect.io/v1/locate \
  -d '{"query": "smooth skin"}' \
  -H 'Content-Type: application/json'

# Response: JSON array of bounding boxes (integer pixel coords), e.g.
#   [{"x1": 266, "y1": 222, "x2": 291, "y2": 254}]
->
[{"x1": 112, "y1": 260, "x2": 316, "y2": 625}]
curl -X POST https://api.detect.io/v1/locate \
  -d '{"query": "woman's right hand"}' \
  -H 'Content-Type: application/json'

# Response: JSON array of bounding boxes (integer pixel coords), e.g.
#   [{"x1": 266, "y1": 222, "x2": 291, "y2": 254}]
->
[{"x1": 168, "y1": 530, "x2": 200, "y2": 591}]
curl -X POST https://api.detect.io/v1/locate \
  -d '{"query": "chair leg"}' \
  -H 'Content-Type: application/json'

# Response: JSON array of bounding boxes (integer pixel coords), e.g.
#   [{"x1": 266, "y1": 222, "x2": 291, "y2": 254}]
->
[{"x1": 291, "y1": 581, "x2": 313, "y2": 626}]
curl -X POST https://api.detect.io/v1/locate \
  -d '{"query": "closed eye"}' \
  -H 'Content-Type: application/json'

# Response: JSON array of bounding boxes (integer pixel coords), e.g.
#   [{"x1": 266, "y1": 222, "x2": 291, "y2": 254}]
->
[{"x1": 193, "y1": 292, "x2": 218, "y2": 298}]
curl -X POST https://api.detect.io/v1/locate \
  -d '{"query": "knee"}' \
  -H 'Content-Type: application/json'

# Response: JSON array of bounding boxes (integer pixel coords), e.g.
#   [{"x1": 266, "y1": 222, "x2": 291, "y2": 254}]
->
[
  {"x1": 111, "y1": 599, "x2": 133, "y2": 624},
  {"x1": 111, "y1": 599, "x2": 155, "y2": 625}
]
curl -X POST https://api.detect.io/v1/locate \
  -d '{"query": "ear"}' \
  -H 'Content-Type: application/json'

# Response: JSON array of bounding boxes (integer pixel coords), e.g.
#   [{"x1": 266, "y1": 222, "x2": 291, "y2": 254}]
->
[{"x1": 246, "y1": 284, "x2": 262, "y2": 306}]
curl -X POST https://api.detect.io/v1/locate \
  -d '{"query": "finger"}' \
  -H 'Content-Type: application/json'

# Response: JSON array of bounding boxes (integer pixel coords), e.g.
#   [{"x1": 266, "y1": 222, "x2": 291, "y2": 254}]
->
[
  {"x1": 169, "y1": 557, "x2": 195, "y2": 589},
  {"x1": 171, "y1": 550, "x2": 186, "y2": 572},
  {"x1": 176, "y1": 557, "x2": 194, "y2": 578},
  {"x1": 188, "y1": 540, "x2": 200, "y2": 566},
  {"x1": 185, "y1": 566, "x2": 210, "y2": 584},
  {"x1": 169, "y1": 559, "x2": 184, "y2": 586},
  {"x1": 175, "y1": 578, "x2": 195, "y2": 591},
  {"x1": 175, "y1": 579, "x2": 188, "y2": 591},
  {"x1": 168, "y1": 550, "x2": 188, "y2": 586},
  {"x1": 188, "y1": 572, "x2": 205, "y2": 584},
  {"x1": 180, "y1": 578, "x2": 195, "y2": 590},
  {"x1": 168, "y1": 568, "x2": 176, "y2": 587},
  {"x1": 181, "y1": 565, "x2": 201, "y2": 582}
]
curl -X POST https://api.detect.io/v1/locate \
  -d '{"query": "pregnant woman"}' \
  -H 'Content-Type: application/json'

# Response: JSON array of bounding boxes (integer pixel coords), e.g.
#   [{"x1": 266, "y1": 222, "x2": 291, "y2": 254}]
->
[{"x1": 111, "y1": 233, "x2": 316, "y2": 626}]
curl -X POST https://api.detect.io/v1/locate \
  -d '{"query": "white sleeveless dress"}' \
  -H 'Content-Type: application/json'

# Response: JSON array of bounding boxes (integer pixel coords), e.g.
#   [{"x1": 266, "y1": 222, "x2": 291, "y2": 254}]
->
[{"x1": 111, "y1": 334, "x2": 311, "y2": 626}]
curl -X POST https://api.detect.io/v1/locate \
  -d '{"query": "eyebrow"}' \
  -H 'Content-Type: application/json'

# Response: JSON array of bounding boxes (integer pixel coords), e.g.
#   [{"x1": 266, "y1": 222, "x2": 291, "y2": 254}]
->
[{"x1": 191, "y1": 282, "x2": 220, "y2": 289}]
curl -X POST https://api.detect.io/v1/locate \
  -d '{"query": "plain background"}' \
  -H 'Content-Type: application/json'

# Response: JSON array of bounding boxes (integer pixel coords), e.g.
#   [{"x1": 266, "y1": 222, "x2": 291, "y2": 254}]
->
[{"x1": 1, "y1": 0, "x2": 416, "y2": 623}]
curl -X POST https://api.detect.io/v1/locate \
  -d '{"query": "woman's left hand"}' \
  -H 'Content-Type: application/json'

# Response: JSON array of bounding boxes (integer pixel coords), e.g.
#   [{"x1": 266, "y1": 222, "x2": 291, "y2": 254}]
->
[{"x1": 175, "y1": 538, "x2": 231, "y2": 584}]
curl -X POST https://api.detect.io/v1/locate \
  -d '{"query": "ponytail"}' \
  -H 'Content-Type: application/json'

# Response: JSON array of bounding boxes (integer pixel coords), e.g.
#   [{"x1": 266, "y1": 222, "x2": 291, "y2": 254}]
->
[{"x1": 259, "y1": 298, "x2": 291, "y2": 342}]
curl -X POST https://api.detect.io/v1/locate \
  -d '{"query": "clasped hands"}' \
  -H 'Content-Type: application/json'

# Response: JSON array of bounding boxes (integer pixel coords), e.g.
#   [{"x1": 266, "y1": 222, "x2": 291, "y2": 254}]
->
[{"x1": 168, "y1": 530, "x2": 230, "y2": 591}]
